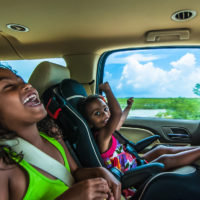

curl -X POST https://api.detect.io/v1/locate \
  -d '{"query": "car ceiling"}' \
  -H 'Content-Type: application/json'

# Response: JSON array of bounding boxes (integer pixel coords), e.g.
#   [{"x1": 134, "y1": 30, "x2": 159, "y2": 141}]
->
[{"x1": 0, "y1": 0, "x2": 200, "y2": 60}]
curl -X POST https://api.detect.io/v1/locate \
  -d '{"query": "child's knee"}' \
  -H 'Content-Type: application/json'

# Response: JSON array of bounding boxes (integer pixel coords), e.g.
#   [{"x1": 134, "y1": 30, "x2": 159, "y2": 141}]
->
[
  {"x1": 156, "y1": 154, "x2": 169, "y2": 165},
  {"x1": 154, "y1": 145, "x2": 169, "y2": 156}
]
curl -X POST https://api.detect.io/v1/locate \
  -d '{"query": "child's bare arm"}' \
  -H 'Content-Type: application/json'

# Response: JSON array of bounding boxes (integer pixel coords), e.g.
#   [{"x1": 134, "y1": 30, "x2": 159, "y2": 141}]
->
[
  {"x1": 116, "y1": 97, "x2": 134, "y2": 131},
  {"x1": 99, "y1": 82, "x2": 122, "y2": 140},
  {"x1": 57, "y1": 139, "x2": 121, "y2": 200}
]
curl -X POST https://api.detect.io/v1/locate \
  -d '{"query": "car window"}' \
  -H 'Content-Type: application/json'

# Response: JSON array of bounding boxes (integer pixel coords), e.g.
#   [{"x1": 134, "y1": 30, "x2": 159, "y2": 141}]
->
[
  {"x1": 103, "y1": 48, "x2": 200, "y2": 120},
  {"x1": 0, "y1": 58, "x2": 66, "y2": 82}
]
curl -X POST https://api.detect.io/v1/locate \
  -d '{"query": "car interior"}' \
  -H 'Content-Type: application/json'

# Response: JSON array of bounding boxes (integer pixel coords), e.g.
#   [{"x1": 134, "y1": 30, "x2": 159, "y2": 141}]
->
[{"x1": 1, "y1": 0, "x2": 200, "y2": 199}]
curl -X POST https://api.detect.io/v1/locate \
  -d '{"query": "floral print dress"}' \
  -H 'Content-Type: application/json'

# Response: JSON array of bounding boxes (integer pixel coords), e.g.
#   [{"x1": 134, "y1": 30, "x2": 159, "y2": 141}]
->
[{"x1": 101, "y1": 135, "x2": 138, "y2": 199}]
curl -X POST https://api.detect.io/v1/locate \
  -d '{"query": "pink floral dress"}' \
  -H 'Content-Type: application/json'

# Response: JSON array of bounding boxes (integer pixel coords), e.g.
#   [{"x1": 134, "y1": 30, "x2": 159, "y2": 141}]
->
[{"x1": 101, "y1": 135, "x2": 138, "y2": 199}]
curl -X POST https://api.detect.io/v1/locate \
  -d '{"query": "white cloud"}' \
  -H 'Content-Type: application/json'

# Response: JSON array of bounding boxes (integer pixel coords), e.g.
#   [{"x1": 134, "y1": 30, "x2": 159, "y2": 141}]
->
[
  {"x1": 106, "y1": 52, "x2": 159, "y2": 65},
  {"x1": 117, "y1": 53, "x2": 200, "y2": 97},
  {"x1": 116, "y1": 82, "x2": 122, "y2": 90},
  {"x1": 171, "y1": 53, "x2": 196, "y2": 69},
  {"x1": 104, "y1": 71, "x2": 112, "y2": 79},
  {"x1": 126, "y1": 53, "x2": 159, "y2": 63}
]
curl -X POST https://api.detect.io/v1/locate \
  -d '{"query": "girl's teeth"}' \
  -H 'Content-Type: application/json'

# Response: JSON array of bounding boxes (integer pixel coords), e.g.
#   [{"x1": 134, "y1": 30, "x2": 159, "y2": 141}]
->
[{"x1": 23, "y1": 94, "x2": 36, "y2": 104}]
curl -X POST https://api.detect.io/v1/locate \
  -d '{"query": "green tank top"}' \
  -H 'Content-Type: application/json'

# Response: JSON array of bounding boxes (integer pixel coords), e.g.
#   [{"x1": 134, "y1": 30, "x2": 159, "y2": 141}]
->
[{"x1": 17, "y1": 132, "x2": 70, "y2": 200}]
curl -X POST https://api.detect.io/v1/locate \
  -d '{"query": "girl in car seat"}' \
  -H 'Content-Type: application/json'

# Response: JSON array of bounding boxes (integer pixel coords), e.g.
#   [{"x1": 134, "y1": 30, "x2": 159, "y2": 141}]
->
[
  {"x1": 78, "y1": 81, "x2": 200, "y2": 199},
  {"x1": 0, "y1": 66, "x2": 121, "y2": 200}
]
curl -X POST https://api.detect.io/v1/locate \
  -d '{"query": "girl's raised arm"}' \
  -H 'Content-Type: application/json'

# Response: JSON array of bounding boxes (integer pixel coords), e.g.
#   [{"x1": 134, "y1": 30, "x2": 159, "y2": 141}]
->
[
  {"x1": 116, "y1": 97, "x2": 134, "y2": 131},
  {"x1": 98, "y1": 82, "x2": 122, "y2": 144}
]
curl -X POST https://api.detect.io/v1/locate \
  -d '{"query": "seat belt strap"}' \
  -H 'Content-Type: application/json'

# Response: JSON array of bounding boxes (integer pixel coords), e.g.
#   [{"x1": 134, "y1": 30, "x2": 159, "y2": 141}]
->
[{"x1": 0, "y1": 137, "x2": 74, "y2": 186}]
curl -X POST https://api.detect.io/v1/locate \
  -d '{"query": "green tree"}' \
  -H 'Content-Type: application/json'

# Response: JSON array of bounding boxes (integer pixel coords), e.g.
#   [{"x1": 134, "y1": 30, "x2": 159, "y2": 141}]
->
[
  {"x1": 156, "y1": 98, "x2": 200, "y2": 120},
  {"x1": 193, "y1": 83, "x2": 200, "y2": 96}
]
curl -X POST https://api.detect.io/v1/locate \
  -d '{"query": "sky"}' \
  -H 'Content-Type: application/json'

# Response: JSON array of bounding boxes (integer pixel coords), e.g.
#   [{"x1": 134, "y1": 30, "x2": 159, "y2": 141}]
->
[
  {"x1": 2, "y1": 48, "x2": 200, "y2": 98},
  {"x1": 104, "y1": 48, "x2": 200, "y2": 98},
  {"x1": 1, "y1": 58, "x2": 66, "y2": 83}
]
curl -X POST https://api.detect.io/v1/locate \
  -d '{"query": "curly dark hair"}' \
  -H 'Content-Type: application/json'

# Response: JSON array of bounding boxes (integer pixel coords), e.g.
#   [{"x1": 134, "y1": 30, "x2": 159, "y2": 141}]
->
[
  {"x1": 77, "y1": 94, "x2": 103, "y2": 120},
  {"x1": 0, "y1": 64, "x2": 18, "y2": 76},
  {"x1": 37, "y1": 115, "x2": 63, "y2": 139},
  {"x1": 0, "y1": 125, "x2": 23, "y2": 166}
]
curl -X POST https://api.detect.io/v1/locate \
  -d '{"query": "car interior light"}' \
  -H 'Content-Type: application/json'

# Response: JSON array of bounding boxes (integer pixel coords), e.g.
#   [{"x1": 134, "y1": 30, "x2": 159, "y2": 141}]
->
[{"x1": 6, "y1": 24, "x2": 29, "y2": 32}]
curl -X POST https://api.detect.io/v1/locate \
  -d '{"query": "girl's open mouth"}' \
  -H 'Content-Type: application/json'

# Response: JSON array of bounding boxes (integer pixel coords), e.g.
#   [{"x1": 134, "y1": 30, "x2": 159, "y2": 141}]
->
[{"x1": 23, "y1": 93, "x2": 41, "y2": 107}]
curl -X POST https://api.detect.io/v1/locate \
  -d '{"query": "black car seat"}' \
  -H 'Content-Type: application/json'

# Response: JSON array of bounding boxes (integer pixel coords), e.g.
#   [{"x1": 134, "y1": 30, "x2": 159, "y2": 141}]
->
[{"x1": 40, "y1": 78, "x2": 200, "y2": 200}]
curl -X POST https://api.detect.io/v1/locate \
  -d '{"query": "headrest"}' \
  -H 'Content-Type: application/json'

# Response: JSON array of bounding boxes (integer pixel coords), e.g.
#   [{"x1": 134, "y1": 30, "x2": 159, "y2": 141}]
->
[
  {"x1": 42, "y1": 79, "x2": 87, "y2": 111},
  {"x1": 29, "y1": 61, "x2": 70, "y2": 97}
]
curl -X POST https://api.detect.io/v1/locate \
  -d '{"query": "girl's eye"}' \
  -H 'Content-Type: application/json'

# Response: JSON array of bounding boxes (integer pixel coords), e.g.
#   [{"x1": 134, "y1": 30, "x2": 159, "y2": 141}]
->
[
  {"x1": 94, "y1": 111, "x2": 101, "y2": 116},
  {"x1": 3, "y1": 84, "x2": 15, "y2": 90},
  {"x1": 104, "y1": 107, "x2": 109, "y2": 112}
]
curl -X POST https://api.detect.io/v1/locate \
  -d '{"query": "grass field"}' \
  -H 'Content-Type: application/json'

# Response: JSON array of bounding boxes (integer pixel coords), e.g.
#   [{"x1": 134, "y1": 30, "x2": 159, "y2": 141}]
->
[{"x1": 117, "y1": 98, "x2": 200, "y2": 119}]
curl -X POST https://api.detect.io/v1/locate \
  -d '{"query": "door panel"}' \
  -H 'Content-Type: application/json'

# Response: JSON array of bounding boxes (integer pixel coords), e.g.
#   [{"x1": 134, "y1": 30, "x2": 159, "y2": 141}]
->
[
  {"x1": 121, "y1": 117, "x2": 200, "y2": 145},
  {"x1": 119, "y1": 126, "x2": 160, "y2": 151},
  {"x1": 119, "y1": 127, "x2": 156, "y2": 143}
]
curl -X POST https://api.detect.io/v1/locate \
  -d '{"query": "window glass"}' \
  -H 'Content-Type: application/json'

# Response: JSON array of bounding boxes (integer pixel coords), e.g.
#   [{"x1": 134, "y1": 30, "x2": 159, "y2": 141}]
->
[
  {"x1": 103, "y1": 48, "x2": 200, "y2": 120},
  {"x1": 0, "y1": 58, "x2": 66, "y2": 82}
]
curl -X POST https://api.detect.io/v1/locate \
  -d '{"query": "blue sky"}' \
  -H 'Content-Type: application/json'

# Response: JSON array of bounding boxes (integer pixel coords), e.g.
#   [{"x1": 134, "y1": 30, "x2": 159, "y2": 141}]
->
[
  {"x1": 1, "y1": 58, "x2": 66, "y2": 82},
  {"x1": 104, "y1": 48, "x2": 200, "y2": 98},
  {"x1": 2, "y1": 48, "x2": 200, "y2": 99}
]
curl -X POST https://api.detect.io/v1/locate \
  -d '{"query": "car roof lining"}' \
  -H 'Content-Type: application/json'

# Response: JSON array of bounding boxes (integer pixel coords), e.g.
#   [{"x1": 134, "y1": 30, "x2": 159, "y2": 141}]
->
[{"x1": 0, "y1": 0, "x2": 200, "y2": 60}]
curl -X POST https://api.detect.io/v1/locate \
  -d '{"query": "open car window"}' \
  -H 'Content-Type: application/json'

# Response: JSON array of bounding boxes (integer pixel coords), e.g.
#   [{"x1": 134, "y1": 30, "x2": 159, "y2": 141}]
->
[
  {"x1": 103, "y1": 48, "x2": 200, "y2": 120},
  {"x1": 0, "y1": 58, "x2": 66, "y2": 82}
]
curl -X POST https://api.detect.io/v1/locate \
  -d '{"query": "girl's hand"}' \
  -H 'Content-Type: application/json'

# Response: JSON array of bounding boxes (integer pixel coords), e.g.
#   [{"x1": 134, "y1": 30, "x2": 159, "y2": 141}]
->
[
  {"x1": 73, "y1": 167, "x2": 121, "y2": 200},
  {"x1": 95, "y1": 167, "x2": 121, "y2": 200},
  {"x1": 99, "y1": 82, "x2": 111, "y2": 93},
  {"x1": 127, "y1": 97, "x2": 134, "y2": 108},
  {"x1": 57, "y1": 178, "x2": 112, "y2": 200}
]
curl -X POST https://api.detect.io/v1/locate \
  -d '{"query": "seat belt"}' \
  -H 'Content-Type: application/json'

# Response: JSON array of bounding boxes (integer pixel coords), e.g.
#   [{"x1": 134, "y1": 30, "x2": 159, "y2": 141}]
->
[{"x1": 0, "y1": 137, "x2": 74, "y2": 187}]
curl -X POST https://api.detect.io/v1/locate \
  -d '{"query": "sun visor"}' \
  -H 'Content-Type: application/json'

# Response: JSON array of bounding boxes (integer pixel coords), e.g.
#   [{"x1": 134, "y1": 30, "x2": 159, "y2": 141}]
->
[{"x1": 0, "y1": 33, "x2": 22, "y2": 60}]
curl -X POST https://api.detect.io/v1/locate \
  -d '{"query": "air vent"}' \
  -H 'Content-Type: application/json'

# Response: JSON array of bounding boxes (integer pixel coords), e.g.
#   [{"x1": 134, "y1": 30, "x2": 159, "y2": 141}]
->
[
  {"x1": 6, "y1": 24, "x2": 29, "y2": 32},
  {"x1": 171, "y1": 10, "x2": 197, "y2": 21}
]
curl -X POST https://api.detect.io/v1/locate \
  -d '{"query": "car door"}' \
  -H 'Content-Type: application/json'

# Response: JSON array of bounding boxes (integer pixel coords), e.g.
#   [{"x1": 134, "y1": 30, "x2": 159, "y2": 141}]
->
[{"x1": 98, "y1": 47, "x2": 200, "y2": 147}]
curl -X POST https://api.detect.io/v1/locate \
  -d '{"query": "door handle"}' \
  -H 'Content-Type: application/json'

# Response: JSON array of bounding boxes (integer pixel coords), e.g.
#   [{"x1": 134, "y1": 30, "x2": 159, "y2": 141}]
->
[{"x1": 167, "y1": 133, "x2": 190, "y2": 139}]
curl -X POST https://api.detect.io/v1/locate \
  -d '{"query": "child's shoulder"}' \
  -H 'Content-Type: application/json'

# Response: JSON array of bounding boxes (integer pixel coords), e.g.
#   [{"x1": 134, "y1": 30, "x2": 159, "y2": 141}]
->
[
  {"x1": 0, "y1": 158, "x2": 18, "y2": 183},
  {"x1": 0, "y1": 157, "x2": 17, "y2": 171},
  {"x1": 0, "y1": 158, "x2": 28, "y2": 199}
]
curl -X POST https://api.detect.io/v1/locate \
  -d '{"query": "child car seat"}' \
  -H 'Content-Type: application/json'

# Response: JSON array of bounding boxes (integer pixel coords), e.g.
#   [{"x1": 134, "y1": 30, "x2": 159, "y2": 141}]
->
[
  {"x1": 41, "y1": 78, "x2": 200, "y2": 200},
  {"x1": 41, "y1": 79, "x2": 164, "y2": 184}
]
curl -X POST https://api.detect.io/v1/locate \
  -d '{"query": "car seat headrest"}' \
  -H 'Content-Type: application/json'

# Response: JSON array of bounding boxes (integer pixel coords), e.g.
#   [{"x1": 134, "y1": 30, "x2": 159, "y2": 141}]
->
[
  {"x1": 28, "y1": 61, "x2": 70, "y2": 97},
  {"x1": 41, "y1": 79, "x2": 88, "y2": 112},
  {"x1": 59, "y1": 79, "x2": 87, "y2": 110}
]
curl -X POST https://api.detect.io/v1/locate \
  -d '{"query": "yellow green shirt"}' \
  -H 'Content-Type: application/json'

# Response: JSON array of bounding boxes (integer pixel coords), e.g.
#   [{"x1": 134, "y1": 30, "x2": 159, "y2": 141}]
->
[{"x1": 17, "y1": 132, "x2": 70, "y2": 200}]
